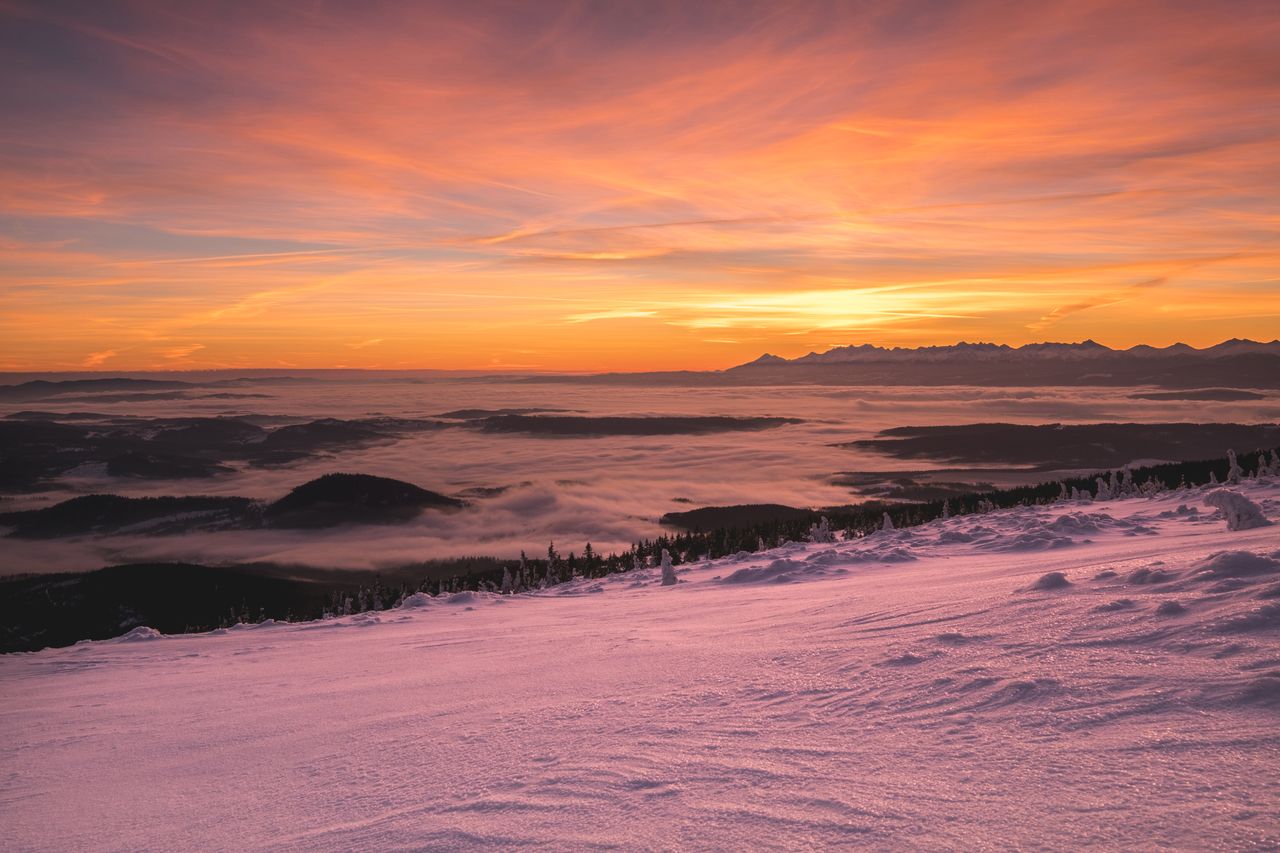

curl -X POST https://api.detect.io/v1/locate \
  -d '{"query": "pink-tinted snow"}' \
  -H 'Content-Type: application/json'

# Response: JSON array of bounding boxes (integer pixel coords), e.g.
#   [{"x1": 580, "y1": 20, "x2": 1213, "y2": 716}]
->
[{"x1": 2, "y1": 482, "x2": 1279, "y2": 849}]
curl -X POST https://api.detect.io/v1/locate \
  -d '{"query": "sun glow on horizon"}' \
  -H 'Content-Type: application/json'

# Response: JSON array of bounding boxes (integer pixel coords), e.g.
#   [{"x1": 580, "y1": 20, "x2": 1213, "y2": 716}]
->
[{"x1": 1, "y1": 0, "x2": 1278, "y2": 371}]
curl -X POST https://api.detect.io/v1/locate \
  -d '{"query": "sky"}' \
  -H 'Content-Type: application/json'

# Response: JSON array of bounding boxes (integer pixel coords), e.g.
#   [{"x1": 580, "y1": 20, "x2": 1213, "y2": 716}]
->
[{"x1": 1, "y1": 0, "x2": 1278, "y2": 372}]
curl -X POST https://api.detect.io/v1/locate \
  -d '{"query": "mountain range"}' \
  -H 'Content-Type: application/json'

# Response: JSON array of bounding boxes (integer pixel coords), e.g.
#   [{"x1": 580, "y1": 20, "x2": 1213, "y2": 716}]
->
[{"x1": 737, "y1": 338, "x2": 1280, "y2": 367}]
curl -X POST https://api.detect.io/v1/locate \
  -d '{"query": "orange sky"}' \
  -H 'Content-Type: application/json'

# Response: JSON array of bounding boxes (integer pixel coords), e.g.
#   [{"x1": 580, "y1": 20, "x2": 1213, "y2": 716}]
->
[{"x1": 1, "y1": 0, "x2": 1278, "y2": 371}]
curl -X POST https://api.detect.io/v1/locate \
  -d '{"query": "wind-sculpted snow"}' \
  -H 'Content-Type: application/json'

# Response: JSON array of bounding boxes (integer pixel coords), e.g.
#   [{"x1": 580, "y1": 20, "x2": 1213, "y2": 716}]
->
[
  {"x1": 397, "y1": 590, "x2": 497, "y2": 609},
  {"x1": 1194, "y1": 549, "x2": 1280, "y2": 580},
  {"x1": 111, "y1": 625, "x2": 163, "y2": 642},
  {"x1": 2, "y1": 483, "x2": 1280, "y2": 849},
  {"x1": 1029, "y1": 571, "x2": 1072, "y2": 590}
]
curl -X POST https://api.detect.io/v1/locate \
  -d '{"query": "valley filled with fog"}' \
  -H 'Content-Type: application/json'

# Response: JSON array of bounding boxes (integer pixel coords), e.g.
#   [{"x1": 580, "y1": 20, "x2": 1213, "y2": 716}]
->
[{"x1": 3, "y1": 373, "x2": 1277, "y2": 574}]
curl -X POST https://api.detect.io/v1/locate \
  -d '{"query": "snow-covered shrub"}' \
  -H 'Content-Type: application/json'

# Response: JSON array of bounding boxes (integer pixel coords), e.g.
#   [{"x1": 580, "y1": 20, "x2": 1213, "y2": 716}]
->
[
  {"x1": 1031, "y1": 571, "x2": 1071, "y2": 590},
  {"x1": 1203, "y1": 488, "x2": 1272, "y2": 531},
  {"x1": 882, "y1": 512, "x2": 895, "y2": 531},
  {"x1": 116, "y1": 625, "x2": 163, "y2": 641},
  {"x1": 660, "y1": 548, "x2": 678, "y2": 585}
]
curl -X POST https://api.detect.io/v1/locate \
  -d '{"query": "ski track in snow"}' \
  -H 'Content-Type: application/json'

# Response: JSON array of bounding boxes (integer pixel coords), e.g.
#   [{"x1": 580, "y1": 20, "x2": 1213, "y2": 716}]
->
[{"x1": 2, "y1": 483, "x2": 1280, "y2": 850}]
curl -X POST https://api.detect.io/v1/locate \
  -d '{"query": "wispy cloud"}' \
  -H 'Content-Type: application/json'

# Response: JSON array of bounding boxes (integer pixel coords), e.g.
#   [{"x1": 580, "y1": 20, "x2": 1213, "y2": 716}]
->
[
  {"x1": 81, "y1": 349, "x2": 118, "y2": 367},
  {"x1": 562, "y1": 310, "x2": 659, "y2": 324},
  {"x1": 161, "y1": 343, "x2": 205, "y2": 360},
  {"x1": 2, "y1": 0, "x2": 1279, "y2": 368}
]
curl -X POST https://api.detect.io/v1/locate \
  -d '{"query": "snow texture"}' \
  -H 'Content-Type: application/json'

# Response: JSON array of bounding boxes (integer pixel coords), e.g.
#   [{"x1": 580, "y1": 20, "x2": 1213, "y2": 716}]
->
[{"x1": 2, "y1": 481, "x2": 1280, "y2": 850}]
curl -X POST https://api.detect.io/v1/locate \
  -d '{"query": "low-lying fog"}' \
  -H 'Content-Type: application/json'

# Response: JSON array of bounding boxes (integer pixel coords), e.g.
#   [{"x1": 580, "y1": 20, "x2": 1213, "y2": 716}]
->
[{"x1": 3, "y1": 375, "x2": 1277, "y2": 573}]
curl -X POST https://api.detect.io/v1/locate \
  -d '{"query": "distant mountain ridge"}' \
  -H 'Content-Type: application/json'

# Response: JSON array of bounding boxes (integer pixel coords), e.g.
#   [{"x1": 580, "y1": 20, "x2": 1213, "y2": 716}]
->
[{"x1": 737, "y1": 338, "x2": 1280, "y2": 367}]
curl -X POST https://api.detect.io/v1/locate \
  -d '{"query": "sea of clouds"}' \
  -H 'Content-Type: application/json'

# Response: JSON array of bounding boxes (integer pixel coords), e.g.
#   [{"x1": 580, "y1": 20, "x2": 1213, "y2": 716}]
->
[{"x1": 2, "y1": 376, "x2": 1276, "y2": 573}]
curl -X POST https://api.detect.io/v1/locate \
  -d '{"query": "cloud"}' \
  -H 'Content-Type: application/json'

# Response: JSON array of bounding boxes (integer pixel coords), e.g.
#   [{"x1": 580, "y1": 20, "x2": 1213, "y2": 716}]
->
[
  {"x1": 2, "y1": 0, "x2": 1279, "y2": 368},
  {"x1": 162, "y1": 343, "x2": 206, "y2": 360},
  {"x1": 562, "y1": 310, "x2": 658, "y2": 324},
  {"x1": 81, "y1": 349, "x2": 118, "y2": 367},
  {"x1": 8, "y1": 377, "x2": 1278, "y2": 575}
]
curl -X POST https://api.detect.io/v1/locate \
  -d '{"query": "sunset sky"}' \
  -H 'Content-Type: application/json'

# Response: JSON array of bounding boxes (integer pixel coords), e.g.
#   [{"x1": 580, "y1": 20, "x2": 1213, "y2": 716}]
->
[{"x1": 1, "y1": 0, "x2": 1278, "y2": 371}]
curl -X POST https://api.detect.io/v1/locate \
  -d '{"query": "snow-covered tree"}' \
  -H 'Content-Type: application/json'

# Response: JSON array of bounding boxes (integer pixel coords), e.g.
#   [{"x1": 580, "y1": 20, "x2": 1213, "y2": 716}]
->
[
  {"x1": 1203, "y1": 488, "x2": 1272, "y2": 531},
  {"x1": 808, "y1": 516, "x2": 836, "y2": 543},
  {"x1": 660, "y1": 549, "x2": 678, "y2": 586},
  {"x1": 544, "y1": 542, "x2": 560, "y2": 588},
  {"x1": 516, "y1": 551, "x2": 529, "y2": 591},
  {"x1": 500, "y1": 566, "x2": 513, "y2": 595},
  {"x1": 1209, "y1": 470, "x2": 1219, "y2": 486},
  {"x1": 1095, "y1": 476, "x2": 1111, "y2": 500},
  {"x1": 1226, "y1": 449, "x2": 1243, "y2": 485},
  {"x1": 942, "y1": 499, "x2": 951, "y2": 520}
]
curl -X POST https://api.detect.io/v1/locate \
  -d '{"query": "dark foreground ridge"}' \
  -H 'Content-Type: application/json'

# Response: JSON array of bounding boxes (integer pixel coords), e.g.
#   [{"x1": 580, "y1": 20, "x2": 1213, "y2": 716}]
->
[
  {"x1": 0, "y1": 473, "x2": 464, "y2": 539},
  {"x1": 660, "y1": 504, "x2": 816, "y2": 530},
  {"x1": 2, "y1": 449, "x2": 1274, "y2": 653},
  {"x1": 0, "y1": 411, "x2": 800, "y2": 491},
  {"x1": 0, "y1": 495, "x2": 258, "y2": 539},
  {"x1": 846, "y1": 423, "x2": 1280, "y2": 469},
  {"x1": 265, "y1": 473, "x2": 465, "y2": 528},
  {"x1": 466, "y1": 414, "x2": 802, "y2": 436},
  {"x1": 0, "y1": 414, "x2": 446, "y2": 490}
]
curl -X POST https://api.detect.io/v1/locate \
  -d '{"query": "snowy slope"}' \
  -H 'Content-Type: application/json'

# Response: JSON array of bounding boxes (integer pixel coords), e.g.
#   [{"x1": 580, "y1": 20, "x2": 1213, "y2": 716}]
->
[{"x1": 2, "y1": 483, "x2": 1279, "y2": 850}]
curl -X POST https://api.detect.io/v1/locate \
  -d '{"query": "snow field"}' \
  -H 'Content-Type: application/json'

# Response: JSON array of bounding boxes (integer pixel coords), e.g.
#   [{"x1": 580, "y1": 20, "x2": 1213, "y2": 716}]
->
[{"x1": 2, "y1": 481, "x2": 1279, "y2": 850}]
